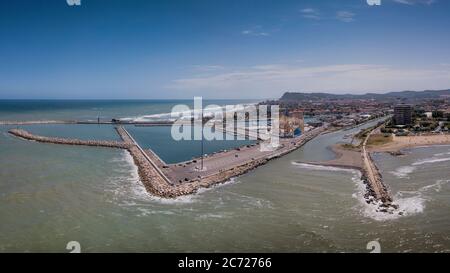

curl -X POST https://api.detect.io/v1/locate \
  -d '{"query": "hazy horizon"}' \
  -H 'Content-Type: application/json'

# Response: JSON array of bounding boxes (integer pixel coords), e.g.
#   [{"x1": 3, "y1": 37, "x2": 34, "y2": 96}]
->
[
  {"x1": 1, "y1": 88, "x2": 449, "y2": 101},
  {"x1": 1, "y1": 0, "x2": 450, "y2": 99}
]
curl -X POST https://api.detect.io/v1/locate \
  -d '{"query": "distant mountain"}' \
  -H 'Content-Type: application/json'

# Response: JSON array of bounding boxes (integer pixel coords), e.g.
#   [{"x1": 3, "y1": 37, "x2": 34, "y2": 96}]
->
[{"x1": 280, "y1": 89, "x2": 450, "y2": 101}]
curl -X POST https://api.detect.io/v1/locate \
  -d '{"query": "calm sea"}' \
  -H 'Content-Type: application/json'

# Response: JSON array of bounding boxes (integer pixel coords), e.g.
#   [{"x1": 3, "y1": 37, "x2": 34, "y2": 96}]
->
[{"x1": 0, "y1": 100, "x2": 449, "y2": 252}]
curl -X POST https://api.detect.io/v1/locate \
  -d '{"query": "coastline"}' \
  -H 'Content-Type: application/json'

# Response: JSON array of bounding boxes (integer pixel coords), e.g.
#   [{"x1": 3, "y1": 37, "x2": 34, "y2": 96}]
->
[
  {"x1": 7, "y1": 125, "x2": 327, "y2": 198},
  {"x1": 299, "y1": 133, "x2": 450, "y2": 210},
  {"x1": 294, "y1": 144, "x2": 363, "y2": 170},
  {"x1": 369, "y1": 134, "x2": 450, "y2": 153}
]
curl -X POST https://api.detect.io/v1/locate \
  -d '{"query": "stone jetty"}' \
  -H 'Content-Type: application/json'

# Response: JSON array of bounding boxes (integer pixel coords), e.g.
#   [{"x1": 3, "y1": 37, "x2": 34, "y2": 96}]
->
[
  {"x1": 9, "y1": 125, "x2": 326, "y2": 198},
  {"x1": 296, "y1": 131, "x2": 396, "y2": 213},
  {"x1": 8, "y1": 129, "x2": 131, "y2": 149},
  {"x1": 1, "y1": 120, "x2": 76, "y2": 125},
  {"x1": 361, "y1": 125, "x2": 395, "y2": 209}
]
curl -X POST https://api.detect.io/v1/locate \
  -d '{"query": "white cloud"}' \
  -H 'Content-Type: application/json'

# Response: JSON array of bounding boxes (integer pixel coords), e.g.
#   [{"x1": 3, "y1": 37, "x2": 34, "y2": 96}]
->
[
  {"x1": 241, "y1": 26, "x2": 270, "y2": 37},
  {"x1": 300, "y1": 8, "x2": 321, "y2": 20},
  {"x1": 393, "y1": 0, "x2": 436, "y2": 5},
  {"x1": 336, "y1": 11, "x2": 355, "y2": 23},
  {"x1": 167, "y1": 64, "x2": 450, "y2": 98},
  {"x1": 301, "y1": 8, "x2": 356, "y2": 23},
  {"x1": 191, "y1": 65, "x2": 225, "y2": 72}
]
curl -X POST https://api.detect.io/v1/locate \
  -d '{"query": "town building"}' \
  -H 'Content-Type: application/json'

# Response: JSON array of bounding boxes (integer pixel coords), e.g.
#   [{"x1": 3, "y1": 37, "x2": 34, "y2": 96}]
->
[{"x1": 394, "y1": 104, "x2": 413, "y2": 126}]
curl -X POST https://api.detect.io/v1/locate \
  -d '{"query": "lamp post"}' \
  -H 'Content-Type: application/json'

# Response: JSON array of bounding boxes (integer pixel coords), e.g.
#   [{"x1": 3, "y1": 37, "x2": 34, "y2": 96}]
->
[{"x1": 201, "y1": 106, "x2": 204, "y2": 170}]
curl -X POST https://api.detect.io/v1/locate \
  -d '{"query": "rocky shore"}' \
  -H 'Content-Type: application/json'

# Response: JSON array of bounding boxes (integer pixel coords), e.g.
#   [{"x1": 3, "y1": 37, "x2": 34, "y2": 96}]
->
[
  {"x1": 360, "y1": 127, "x2": 397, "y2": 212},
  {"x1": 1, "y1": 120, "x2": 76, "y2": 125},
  {"x1": 10, "y1": 123, "x2": 399, "y2": 209},
  {"x1": 8, "y1": 129, "x2": 131, "y2": 149},
  {"x1": 297, "y1": 138, "x2": 397, "y2": 214},
  {"x1": 116, "y1": 126, "x2": 327, "y2": 197},
  {"x1": 9, "y1": 126, "x2": 325, "y2": 198}
]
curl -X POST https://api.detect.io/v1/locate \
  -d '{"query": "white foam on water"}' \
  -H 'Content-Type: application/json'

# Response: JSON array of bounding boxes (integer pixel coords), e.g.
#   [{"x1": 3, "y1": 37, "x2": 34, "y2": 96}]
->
[
  {"x1": 355, "y1": 178, "x2": 450, "y2": 221},
  {"x1": 106, "y1": 150, "x2": 199, "y2": 206},
  {"x1": 417, "y1": 179, "x2": 449, "y2": 193},
  {"x1": 146, "y1": 194, "x2": 198, "y2": 205},
  {"x1": 106, "y1": 150, "x2": 150, "y2": 201},
  {"x1": 224, "y1": 190, "x2": 274, "y2": 210},
  {"x1": 293, "y1": 162, "x2": 427, "y2": 221},
  {"x1": 351, "y1": 175, "x2": 425, "y2": 221},
  {"x1": 135, "y1": 207, "x2": 177, "y2": 217},
  {"x1": 432, "y1": 149, "x2": 450, "y2": 156},
  {"x1": 389, "y1": 149, "x2": 450, "y2": 178},
  {"x1": 291, "y1": 162, "x2": 420, "y2": 221},
  {"x1": 127, "y1": 103, "x2": 257, "y2": 123},
  {"x1": 412, "y1": 157, "x2": 450, "y2": 166},
  {"x1": 291, "y1": 162, "x2": 359, "y2": 174},
  {"x1": 390, "y1": 166, "x2": 416, "y2": 179},
  {"x1": 112, "y1": 151, "x2": 243, "y2": 205},
  {"x1": 414, "y1": 144, "x2": 450, "y2": 149},
  {"x1": 136, "y1": 177, "x2": 242, "y2": 205},
  {"x1": 196, "y1": 213, "x2": 230, "y2": 220}
]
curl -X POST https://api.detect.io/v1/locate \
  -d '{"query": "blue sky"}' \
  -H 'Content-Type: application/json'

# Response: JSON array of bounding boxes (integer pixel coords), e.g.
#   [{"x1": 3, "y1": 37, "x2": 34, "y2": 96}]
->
[{"x1": 0, "y1": 0, "x2": 449, "y2": 99}]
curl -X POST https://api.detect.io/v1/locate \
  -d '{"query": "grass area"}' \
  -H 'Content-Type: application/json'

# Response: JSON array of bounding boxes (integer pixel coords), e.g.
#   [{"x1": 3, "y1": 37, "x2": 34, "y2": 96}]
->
[
  {"x1": 367, "y1": 134, "x2": 393, "y2": 146},
  {"x1": 355, "y1": 128, "x2": 371, "y2": 139},
  {"x1": 340, "y1": 143, "x2": 360, "y2": 151}
]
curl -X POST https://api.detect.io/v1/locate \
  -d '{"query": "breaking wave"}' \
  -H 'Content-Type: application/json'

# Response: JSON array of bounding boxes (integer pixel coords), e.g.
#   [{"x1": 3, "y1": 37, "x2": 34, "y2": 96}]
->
[
  {"x1": 415, "y1": 179, "x2": 449, "y2": 194},
  {"x1": 109, "y1": 151, "x2": 241, "y2": 206},
  {"x1": 291, "y1": 162, "x2": 358, "y2": 174},
  {"x1": 390, "y1": 150, "x2": 450, "y2": 179},
  {"x1": 390, "y1": 166, "x2": 416, "y2": 179},
  {"x1": 291, "y1": 162, "x2": 429, "y2": 221},
  {"x1": 412, "y1": 157, "x2": 450, "y2": 166},
  {"x1": 124, "y1": 103, "x2": 257, "y2": 123},
  {"x1": 433, "y1": 150, "x2": 450, "y2": 157},
  {"x1": 351, "y1": 175, "x2": 425, "y2": 221}
]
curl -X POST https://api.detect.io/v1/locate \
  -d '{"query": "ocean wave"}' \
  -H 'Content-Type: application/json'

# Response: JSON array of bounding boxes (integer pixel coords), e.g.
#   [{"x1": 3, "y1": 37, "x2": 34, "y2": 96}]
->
[
  {"x1": 351, "y1": 175, "x2": 425, "y2": 221},
  {"x1": 390, "y1": 151, "x2": 450, "y2": 178},
  {"x1": 433, "y1": 150, "x2": 450, "y2": 157},
  {"x1": 224, "y1": 189, "x2": 274, "y2": 210},
  {"x1": 196, "y1": 213, "x2": 231, "y2": 220},
  {"x1": 412, "y1": 157, "x2": 450, "y2": 166},
  {"x1": 127, "y1": 103, "x2": 257, "y2": 123},
  {"x1": 292, "y1": 162, "x2": 422, "y2": 221},
  {"x1": 106, "y1": 150, "x2": 150, "y2": 201},
  {"x1": 105, "y1": 150, "x2": 201, "y2": 207},
  {"x1": 390, "y1": 166, "x2": 416, "y2": 179},
  {"x1": 291, "y1": 162, "x2": 359, "y2": 174},
  {"x1": 417, "y1": 179, "x2": 449, "y2": 193},
  {"x1": 356, "y1": 178, "x2": 450, "y2": 221},
  {"x1": 110, "y1": 152, "x2": 241, "y2": 206},
  {"x1": 135, "y1": 207, "x2": 177, "y2": 217}
]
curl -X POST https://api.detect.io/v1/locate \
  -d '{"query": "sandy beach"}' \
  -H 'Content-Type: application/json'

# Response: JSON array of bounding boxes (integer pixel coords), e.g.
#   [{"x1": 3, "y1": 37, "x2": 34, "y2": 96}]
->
[
  {"x1": 370, "y1": 134, "x2": 450, "y2": 152},
  {"x1": 297, "y1": 144, "x2": 363, "y2": 170},
  {"x1": 300, "y1": 133, "x2": 450, "y2": 172}
]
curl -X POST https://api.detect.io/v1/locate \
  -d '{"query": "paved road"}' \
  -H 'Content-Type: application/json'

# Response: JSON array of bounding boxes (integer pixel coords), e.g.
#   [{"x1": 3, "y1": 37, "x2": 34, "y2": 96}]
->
[{"x1": 164, "y1": 127, "x2": 325, "y2": 183}]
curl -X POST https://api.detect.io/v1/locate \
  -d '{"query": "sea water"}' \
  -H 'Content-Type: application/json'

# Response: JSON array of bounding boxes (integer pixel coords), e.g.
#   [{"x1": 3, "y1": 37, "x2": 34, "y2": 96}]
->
[{"x1": 0, "y1": 100, "x2": 449, "y2": 252}]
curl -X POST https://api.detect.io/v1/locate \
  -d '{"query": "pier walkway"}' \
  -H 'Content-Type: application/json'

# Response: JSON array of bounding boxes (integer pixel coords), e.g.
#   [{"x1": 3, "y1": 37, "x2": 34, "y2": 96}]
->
[
  {"x1": 361, "y1": 126, "x2": 393, "y2": 204},
  {"x1": 8, "y1": 125, "x2": 326, "y2": 198},
  {"x1": 8, "y1": 129, "x2": 130, "y2": 149}
]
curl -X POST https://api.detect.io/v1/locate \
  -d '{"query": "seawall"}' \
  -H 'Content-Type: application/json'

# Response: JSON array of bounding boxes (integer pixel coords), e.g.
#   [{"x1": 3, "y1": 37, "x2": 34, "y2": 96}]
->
[{"x1": 8, "y1": 126, "x2": 326, "y2": 198}]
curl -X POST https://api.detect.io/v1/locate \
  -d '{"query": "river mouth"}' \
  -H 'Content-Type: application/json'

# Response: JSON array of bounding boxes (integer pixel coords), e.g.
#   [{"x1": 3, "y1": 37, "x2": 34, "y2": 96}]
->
[{"x1": 1, "y1": 109, "x2": 450, "y2": 252}]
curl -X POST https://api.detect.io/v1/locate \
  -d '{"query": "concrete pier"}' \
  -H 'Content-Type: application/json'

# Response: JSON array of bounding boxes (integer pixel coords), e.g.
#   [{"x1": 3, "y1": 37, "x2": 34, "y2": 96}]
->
[{"x1": 8, "y1": 125, "x2": 326, "y2": 198}]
